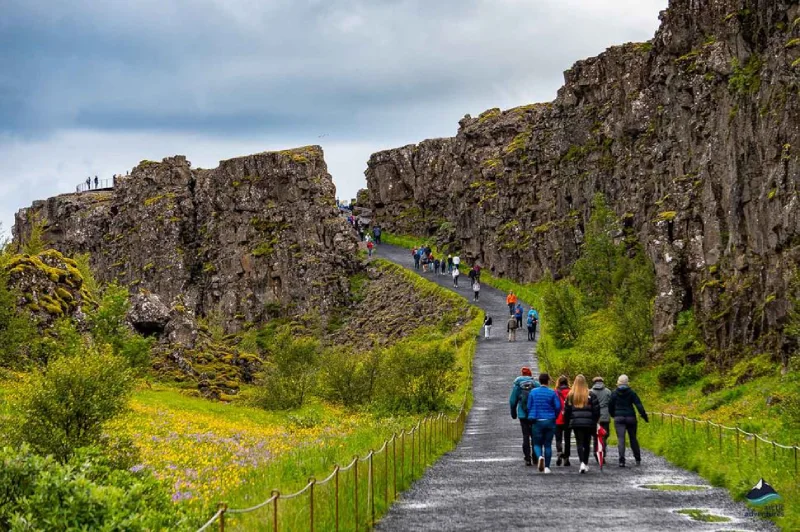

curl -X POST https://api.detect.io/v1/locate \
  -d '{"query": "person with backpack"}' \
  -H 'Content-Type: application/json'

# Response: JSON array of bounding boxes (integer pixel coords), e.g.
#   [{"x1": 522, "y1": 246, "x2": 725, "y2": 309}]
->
[
  {"x1": 452, "y1": 266, "x2": 460, "y2": 287},
  {"x1": 506, "y1": 291, "x2": 517, "y2": 315},
  {"x1": 564, "y1": 374, "x2": 600, "y2": 473},
  {"x1": 527, "y1": 308, "x2": 539, "y2": 340},
  {"x1": 472, "y1": 279, "x2": 481, "y2": 302},
  {"x1": 554, "y1": 375, "x2": 572, "y2": 466},
  {"x1": 526, "y1": 373, "x2": 561, "y2": 473},
  {"x1": 507, "y1": 314, "x2": 518, "y2": 342},
  {"x1": 483, "y1": 315, "x2": 492, "y2": 339},
  {"x1": 591, "y1": 376, "x2": 612, "y2": 460},
  {"x1": 509, "y1": 367, "x2": 539, "y2": 466},
  {"x1": 514, "y1": 304, "x2": 524, "y2": 329},
  {"x1": 526, "y1": 312, "x2": 536, "y2": 341},
  {"x1": 609, "y1": 374, "x2": 649, "y2": 467}
]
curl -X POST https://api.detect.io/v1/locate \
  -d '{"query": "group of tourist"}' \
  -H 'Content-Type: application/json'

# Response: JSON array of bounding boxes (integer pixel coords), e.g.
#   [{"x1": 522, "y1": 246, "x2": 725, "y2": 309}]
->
[
  {"x1": 503, "y1": 292, "x2": 539, "y2": 342},
  {"x1": 411, "y1": 247, "x2": 485, "y2": 300},
  {"x1": 510, "y1": 370, "x2": 648, "y2": 473}
]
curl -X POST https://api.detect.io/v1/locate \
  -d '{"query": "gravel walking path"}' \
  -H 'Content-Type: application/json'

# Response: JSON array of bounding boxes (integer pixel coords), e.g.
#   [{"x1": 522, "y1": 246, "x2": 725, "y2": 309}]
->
[{"x1": 375, "y1": 244, "x2": 774, "y2": 532}]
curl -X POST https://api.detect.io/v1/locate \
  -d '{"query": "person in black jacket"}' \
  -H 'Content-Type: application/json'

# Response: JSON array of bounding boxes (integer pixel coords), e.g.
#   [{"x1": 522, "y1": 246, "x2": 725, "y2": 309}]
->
[
  {"x1": 608, "y1": 374, "x2": 649, "y2": 467},
  {"x1": 564, "y1": 374, "x2": 600, "y2": 473}
]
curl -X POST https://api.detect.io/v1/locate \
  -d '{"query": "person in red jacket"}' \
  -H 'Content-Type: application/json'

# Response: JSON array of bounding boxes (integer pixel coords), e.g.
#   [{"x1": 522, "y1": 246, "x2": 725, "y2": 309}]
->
[{"x1": 554, "y1": 375, "x2": 572, "y2": 466}]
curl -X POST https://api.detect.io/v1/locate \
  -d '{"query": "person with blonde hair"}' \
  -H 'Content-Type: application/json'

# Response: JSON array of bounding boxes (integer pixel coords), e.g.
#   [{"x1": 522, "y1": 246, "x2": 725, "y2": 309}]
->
[{"x1": 564, "y1": 374, "x2": 600, "y2": 473}]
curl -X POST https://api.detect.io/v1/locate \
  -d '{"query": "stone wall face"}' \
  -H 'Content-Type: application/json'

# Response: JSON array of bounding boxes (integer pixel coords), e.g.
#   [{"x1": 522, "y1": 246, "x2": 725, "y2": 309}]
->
[
  {"x1": 14, "y1": 146, "x2": 360, "y2": 331},
  {"x1": 366, "y1": 0, "x2": 800, "y2": 360}
]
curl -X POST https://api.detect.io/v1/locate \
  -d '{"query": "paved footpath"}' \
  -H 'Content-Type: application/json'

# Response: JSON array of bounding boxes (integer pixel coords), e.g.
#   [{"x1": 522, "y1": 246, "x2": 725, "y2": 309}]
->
[{"x1": 375, "y1": 245, "x2": 774, "y2": 532}]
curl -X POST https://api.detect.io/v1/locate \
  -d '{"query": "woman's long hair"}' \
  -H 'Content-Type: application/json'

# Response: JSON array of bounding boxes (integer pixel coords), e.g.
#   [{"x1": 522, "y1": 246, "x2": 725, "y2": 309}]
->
[{"x1": 569, "y1": 374, "x2": 589, "y2": 408}]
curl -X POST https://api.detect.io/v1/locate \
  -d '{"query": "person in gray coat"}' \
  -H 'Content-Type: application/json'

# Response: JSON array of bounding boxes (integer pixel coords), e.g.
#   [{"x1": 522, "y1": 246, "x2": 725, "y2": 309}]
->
[{"x1": 591, "y1": 376, "x2": 612, "y2": 458}]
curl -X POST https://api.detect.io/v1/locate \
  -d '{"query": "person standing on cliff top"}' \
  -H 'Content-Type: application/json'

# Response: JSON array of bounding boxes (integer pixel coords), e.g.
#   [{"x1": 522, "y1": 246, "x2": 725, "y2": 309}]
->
[
  {"x1": 85, "y1": 176, "x2": 91, "y2": 190},
  {"x1": 94, "y1": 175, "x2": 99, "y2": 189}
]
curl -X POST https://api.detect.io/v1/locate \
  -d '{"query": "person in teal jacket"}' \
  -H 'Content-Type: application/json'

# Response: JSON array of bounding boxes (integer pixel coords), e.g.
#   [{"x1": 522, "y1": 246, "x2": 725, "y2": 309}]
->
[{"x1": 509, "y1": 367, "x2": 539, "y2": 466}]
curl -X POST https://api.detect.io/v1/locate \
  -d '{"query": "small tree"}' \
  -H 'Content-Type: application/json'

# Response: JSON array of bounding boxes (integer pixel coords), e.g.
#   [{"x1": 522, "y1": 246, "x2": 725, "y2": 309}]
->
[
  {"x1": 542, "y1": 278, "x2": 585, "y2": 347},
  {"x1": 14, "y1": 348, "x2": 133, "y2": 461},
  {"x1": 22, "y1": 212, "x2": 47, "y2": 256},
  {"x1": 318, "y1": 348, "x2": 381, "y2": 407},
  {"x1": 254, "y1": 325, "x2": 319, "y2": 409},
  {"x1": 611, "y1": 252, "x2": 656, "y2": 365},
  {"x1": 572, "y1": 194, "x2": 622, "y2": 311},
  {"x1": 89, "y1": 282, "x2": 153, "y2": 369},
  {"x1": 0, "y1": 271, "x2": 36, "y2": 368}
]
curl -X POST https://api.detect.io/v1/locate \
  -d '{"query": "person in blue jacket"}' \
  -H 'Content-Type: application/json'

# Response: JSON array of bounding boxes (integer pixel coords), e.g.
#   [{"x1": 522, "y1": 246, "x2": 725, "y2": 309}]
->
[
  {"x1": 526, "y1": 373, "x2": 562, "y2": 473},
  {"x1": 527, "y1": 308, "x2": 540, "y2": 341},
  {"x1": 509, "y1": 367, "x2": 539, "y2": 466}
]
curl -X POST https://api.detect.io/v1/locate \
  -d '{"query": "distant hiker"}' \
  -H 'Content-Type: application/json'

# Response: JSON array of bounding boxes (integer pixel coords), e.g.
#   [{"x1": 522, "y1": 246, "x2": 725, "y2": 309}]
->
[
  {"x1": 447, "y1": 255, "x2": 454, "y2": 273},
  {"x1": 564, "y1": 374, "x2": 600, "y2": 473},
  {"x1": 509, "y1": 367, "x2": 539, "y2": 467},
  {"x1": 428, "y1": 253, "x2": 435, "y2": 273},
  {"x1": 472, "y1": 280, "x2": 481, "y2": 302},
  {"x1": 412, "y1": 248, "x2": 420, "y2": 270},
  {"x1": 507, "y1": 315, "x2": 518, "y2": 342},
  {"x1": 468, "y1": 265, "x2": 479, "y2": 283},
  {"x1": 94, "y1": 175, "x2": 99, "y2": 189},
  {"x1": 555, "y1": 375, "x2": 572, "y2": 466},
  {"x1": 452, "y1": 255, "x2": 460, "y2": 269},
  {"x1": 609, "y1": 374, "x2": 649, "y2": 467},
  {"x1": 452, "y1": 266, "x2": 460, "y2": 287},
  {"x1": 375, "y1": 225, "x2": 382, "y2": 244},
  {"x1": 86, "y1": 177, "x2": 91, "y2": 190},
  {"x1": 75, "y1": 185, "x2": 80, "y2": 193},
  {"x1": 433, "y1": 257, "x2": 441, "y2": 274},
  {"x1": 527, "y1": 308, "x2": 539, "y2": 340},
  {"x1": 526, "y1": 372, "x2": 561, "y2": 473},
  {"x1": 591, "y1": 377, "x2": 612, "y2": 460},
  {"x1": 367, "y1": 240, "x2": 374, "y2": 257},
  {"x1": 421, "y1": 253, "x2": 429, "y2": 273},
  {"x1": 440, "y1": 259, "x2": 447, "y2": 275},
  {"x1": 506, "y1": 291, "x2": 517, "y2": 315},
  {"x1": 483, "y1": 315, "x2": 492, "y2": 338},
  {"x1": 514, "y1": 304, "x2": 524, "y2": 329}
]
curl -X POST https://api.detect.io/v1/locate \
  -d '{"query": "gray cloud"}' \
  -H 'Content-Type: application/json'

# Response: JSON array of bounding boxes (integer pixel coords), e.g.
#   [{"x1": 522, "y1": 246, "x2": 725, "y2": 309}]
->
[{"x1": 0, "y1": 0, "x2": 668, "y2": 233}]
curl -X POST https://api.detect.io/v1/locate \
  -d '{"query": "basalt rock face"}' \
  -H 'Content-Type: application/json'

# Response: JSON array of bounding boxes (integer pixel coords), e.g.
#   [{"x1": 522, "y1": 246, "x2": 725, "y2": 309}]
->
[
  {"x1": 367, "y1": 0, "x2": 800, "y2": 362},
  {"x1": 14, "y1": 146, "x2": 360, "y2": 334}
]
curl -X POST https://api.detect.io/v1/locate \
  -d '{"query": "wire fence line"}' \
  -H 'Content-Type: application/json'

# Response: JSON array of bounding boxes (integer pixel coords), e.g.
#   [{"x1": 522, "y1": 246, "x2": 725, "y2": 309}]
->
[{"x1": 649, "y1": 412, "x2": 799, "y2": 476}]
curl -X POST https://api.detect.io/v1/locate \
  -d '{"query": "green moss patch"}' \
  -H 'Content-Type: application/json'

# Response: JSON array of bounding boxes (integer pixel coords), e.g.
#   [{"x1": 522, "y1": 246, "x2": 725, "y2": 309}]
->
[{"x1": 675, "y1": 509, "x2": 731, "y2": 523}]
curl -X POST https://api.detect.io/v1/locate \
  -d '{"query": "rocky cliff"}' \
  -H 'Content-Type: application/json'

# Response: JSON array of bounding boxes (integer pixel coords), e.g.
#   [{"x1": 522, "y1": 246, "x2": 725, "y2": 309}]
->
[
  {"x1": 14, "y1": 146, "x2": 360, "y2": 335},
  {"x1": 366, "y1": 0, "x2": 800, "y2": 362}
]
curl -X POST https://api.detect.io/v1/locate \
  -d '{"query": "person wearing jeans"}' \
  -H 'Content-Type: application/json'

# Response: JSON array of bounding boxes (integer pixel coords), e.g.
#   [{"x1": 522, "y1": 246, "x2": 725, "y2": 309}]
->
[
  {"x1": 609, "y1": 374, "x2": 649, "y2": 467},
  {"x1": 526, "y1": 373, "x2": 562, "y2": 473},
  {"x1": 509, "y1": 367, "x2": 539, "y2": 466}
]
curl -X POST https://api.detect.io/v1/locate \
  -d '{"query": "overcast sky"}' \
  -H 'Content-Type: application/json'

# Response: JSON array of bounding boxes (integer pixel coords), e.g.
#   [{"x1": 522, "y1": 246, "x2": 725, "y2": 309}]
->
[{"x1": 1, "y1": 0, "x2": 667, "y2": 235}]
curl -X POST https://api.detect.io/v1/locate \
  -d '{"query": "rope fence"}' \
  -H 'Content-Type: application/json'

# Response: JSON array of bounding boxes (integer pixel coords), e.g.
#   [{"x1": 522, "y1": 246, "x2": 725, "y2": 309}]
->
[
  {"x1": 197, "y1": 407, "x2": 468, "y2": 531},
  {"x1": 648, "y1": 412, "x2": 799, "y2": 477}
]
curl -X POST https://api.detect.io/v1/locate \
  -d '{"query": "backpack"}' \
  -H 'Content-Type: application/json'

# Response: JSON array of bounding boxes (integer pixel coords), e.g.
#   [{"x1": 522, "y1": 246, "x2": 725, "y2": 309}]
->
[
  {"x1": 527, "y1": 315, "x2": 533, "y2": 326},
  {"x1": 517, "y1": 380, "x2": 535, "y2": 417}
]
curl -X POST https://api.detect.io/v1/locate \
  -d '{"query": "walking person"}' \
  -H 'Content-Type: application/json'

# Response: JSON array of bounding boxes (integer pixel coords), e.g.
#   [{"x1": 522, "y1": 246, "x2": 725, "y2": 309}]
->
[
  {"x1": 86, "y1": 176, "x2": 91, "y2": 190},
  {"x1": 483, "y1": 315, "x2": 492, "y2": 339},
  {"x1": 412, "y1": 248, "x2": 420, "y2": 270},
  {"x1": 555, "y1": 376, "x2": 572, "y2": 466},
  {"x1": 447, "y1": 255, "x2": 454, "y2": 273},
  {"x1": 507, "y1": 314, "x2": 518, "y2": 342},
  {"x1": 94, "y1": 175, "x2": 99, "y2": 189},
  {"x1": 506, "y1": 291, "x2": 517, "y2": 315},
  {"x1": 468, "y1": 265, "x2": 479, "y2": 284},
  {"x1": 609, "y1": 374, "x2": 649, "y2": 467},
  {"x1": 514, "y1": 304, "x2": 524, "y2": 329},
  {"x1": 366, "y1": 240, "x2": 374, "y2": 257},
  {"x1": 509, "y1": 367, "x2": 539, "y2": 467},
  {"x1": 591, "y1": 377, "x2": 612, "y2": 461},
  {"x1": 452, "y1": 266, "x2": 460, "y2": 288},
  {"x1": 472, "y1": 279, "x2": 481, "y2": 302},
  {"x1": 564, "y1": 374, "x2": 600, "y2": 473},
  {"x1": 433, "y1": 257, "x2": 441, "y2": 275},
  {"x1": 527, "y1": 308, "x2": 539, "y2": 340},
  {"x1": 526, "y1": 373, "x2": 561, "y2": 473},
  {"x1": 526, "y1": 312, "x2": 536, "y2": 341}
]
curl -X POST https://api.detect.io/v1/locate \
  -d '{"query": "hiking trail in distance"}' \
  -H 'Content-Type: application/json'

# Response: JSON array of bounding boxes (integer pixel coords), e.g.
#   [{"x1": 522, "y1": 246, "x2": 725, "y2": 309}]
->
[{"x1": 376, "y1": 244, "x2": 774, "y2": 531}]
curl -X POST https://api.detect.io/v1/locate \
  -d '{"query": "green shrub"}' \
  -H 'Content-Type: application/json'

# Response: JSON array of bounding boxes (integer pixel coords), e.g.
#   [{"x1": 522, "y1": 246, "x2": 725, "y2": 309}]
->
[
  {"x1": 611, "y1": 252, "x2": 655, "y2": 365},
  {"x1": 376, "y1": 330, "x2": 457, "y2": 412},
  {"x1": 0, "y1": 444, "x2": 184, "y2": 530},
  {"x1": 253, "y1": 324, "x2": 319, "y2": 409},
  {"x1": 542, "y1": 278, "x2": 584, "y2": 346},
  {"x1": 89, "y1": 282, "x2": 153, "y2": 369},
  {"x1": 12, "y1": 349, "x2": 133, "y2": 461},
  {"x1": 0, "y1": 271, "x2": 36, "y2": 368},
  {"x1": 318, "y1": 348, "x2": 381, "y2": 407}
]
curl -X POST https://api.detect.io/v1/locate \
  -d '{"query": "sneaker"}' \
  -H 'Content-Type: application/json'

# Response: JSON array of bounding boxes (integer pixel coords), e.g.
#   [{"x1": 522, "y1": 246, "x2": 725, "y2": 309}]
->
[
  {"x1": 579, "y1": 463, "x2": 587, "y2": 474},
  {"x1": 619, "y1": 462, "x2": 626, "y2": 468},
  {"x1": 538, "y1": 456, "x2": 545, "y2": 472},
  {"x1": 544, "y1": 467, "x2": 552, "y2": 474},
  {"x1": 563, "y1": 458, "x2": 571, "y2": 467},
  {"x1": 635, "y1": 460, "x2": 642, "y2": 467},
  {"x1": 556, "y1": 454, "x2": 563, "y2": 467},
  {"x1": 524, "y1": 458, "x2": 532, "y2": 467}
]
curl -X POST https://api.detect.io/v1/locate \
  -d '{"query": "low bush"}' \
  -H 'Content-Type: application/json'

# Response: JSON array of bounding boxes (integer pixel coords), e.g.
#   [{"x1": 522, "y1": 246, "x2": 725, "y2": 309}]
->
[
  {"x1": 318, "y1": 348, "x2": 381, "y2": 407},
  {"x1": 90, "y1": 282, "x2": 154, "y2": 370},
  {"x1": 0, "y1": 444, "x2": 184, "y2": 530},
  {"x1": 252, "y1": 324, "x2": 319, "y2": 410},
  {"x1": 11, "y1": 349, "x2": 133, "y2": 461}
]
